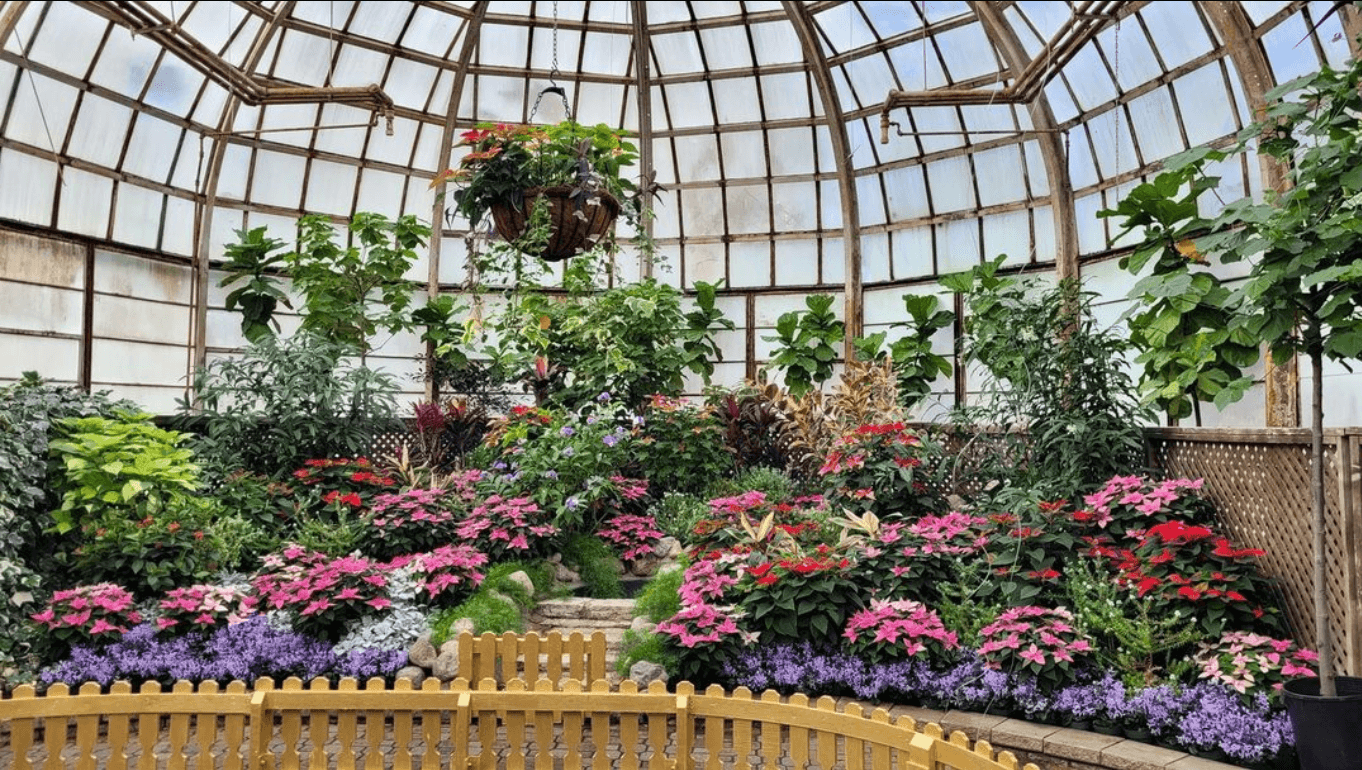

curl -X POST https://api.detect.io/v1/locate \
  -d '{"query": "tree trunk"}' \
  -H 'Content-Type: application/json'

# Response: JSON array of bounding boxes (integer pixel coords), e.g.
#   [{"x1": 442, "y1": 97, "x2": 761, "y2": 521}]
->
[{"x1": 1313, "y1": 348, "x2": 1336, "y2": 696}]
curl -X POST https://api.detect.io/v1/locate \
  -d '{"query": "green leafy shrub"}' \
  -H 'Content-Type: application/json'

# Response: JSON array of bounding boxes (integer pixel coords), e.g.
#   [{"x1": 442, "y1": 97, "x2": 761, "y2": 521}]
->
[
  {"x1": 562, "y1": 534, "x2": 624, "y2": 599},
  {"x1": 762, "y1": 294, "x2": 843, "y2": 397},
  {"x1": 70, "y1": 498, "x2": 225, "y2": 597},
  {"x1": 179, "y1": 332, "x2": 401, "y2": 479},
  {"x1": 205, "y1": 514, "x2": 280, "y2": 572},
  {"x1": 647, "y1": 493, "x2": 709, "y2": 541},
  {"x1": 633, "y1": 568, "x2": 684, "y2": 624},
  {"x1": 635, "y1": 395, "x2": 734, "y2": 496},
  {"x1": 616, "y1": 628, "x2": 678, "y2": 678},
  {"x1": 703, "y1": 466, "x2": 799, "y2": 502},
  {"x1": 48, "y1": 411, "x2": 201, "y2": 535},
  {"x1": 430, "y1": 593, "x2": 524, "y2": 643}
]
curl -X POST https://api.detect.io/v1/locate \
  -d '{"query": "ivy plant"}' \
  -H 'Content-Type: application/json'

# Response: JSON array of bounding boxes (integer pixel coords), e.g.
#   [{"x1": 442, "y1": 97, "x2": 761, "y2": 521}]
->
[
  {"x1": 1105, "y1": 58, "x2": 1362, "y2": 695},
  {"x1": 763, "y1": 293, "x2": 843, "y2": 397}
]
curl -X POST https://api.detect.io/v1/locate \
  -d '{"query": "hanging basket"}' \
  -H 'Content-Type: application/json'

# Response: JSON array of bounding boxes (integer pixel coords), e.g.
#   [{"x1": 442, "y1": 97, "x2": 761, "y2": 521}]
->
[{"x1": 489, "y1": 185, "x2": 621, "y2": 262}]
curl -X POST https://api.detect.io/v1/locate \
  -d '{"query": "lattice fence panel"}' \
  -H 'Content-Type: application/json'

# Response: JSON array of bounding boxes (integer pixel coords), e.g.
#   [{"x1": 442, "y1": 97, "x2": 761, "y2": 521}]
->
[{"x1": 1147, "y1": 429, "x2": 1357, "y2": 674}]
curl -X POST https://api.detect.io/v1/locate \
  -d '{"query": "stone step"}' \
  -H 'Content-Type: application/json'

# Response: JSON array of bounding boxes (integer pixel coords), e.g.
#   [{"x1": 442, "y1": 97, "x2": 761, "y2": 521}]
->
[{"x1": 534, "y1": 598, "x2": 636, "y2": 621}]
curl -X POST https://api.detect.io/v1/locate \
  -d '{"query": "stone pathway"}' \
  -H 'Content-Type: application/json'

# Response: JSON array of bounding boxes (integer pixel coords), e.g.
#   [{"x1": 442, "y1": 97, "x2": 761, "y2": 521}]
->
[{"x1": 528, "y1": 597, "x2": 638, "y2": 673}]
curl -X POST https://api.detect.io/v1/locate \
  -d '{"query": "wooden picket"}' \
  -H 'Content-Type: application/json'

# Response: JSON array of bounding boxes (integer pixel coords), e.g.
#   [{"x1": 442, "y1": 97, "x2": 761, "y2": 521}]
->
[
  {"x1": 0, "y1": 635, "x2": 1040, "y2": 770},
  {"x1": 456, "y1": 630, "x2": 608, "y2": 688}
]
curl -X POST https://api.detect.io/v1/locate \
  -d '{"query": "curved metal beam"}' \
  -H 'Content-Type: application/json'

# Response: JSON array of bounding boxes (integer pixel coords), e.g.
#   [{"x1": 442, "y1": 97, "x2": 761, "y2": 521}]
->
[
  {"x1": 968, "y1": 0, "x2": 1079, "y2": 281},
  {"x1": 423, "y1": 1, "x2": 490, "y2": 400},
  {"x1": 630, "y1": 0, "x2": 655, "y2": 279},
  {"x1": 189, "y1": 1, "x2": 298, "y2": 395},
  {"x1": 781, "y1": 0, "x2": 863, "y2": 358},
  {"x1": 0, "y1": 2, "x2": 31, "y2": 45},
  {"x1": 1200, "y1": 1, "x2": 1297, "y2": 428}
]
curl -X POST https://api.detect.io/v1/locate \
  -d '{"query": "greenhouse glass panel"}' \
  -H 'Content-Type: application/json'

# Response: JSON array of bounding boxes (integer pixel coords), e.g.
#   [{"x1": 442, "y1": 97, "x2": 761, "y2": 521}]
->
[
  {"x1": 891, "y1": 225, "x2": 934, "y2": 280},
  {"x1": 719, "y1": 131, "x2": 767, "y2": 180},
  {"x1": 924, "y1": 156, "x2": 975, "y2": 214},
  {"x1": 713, "y1": 79, "x2": 762, "y2": 125},
  {"x1": 883, "y1": 165, "x2": 931, "y2": 222},
  {"x1": 0, "y1": 151, "x2": 57, "y2": 225},
  {"x1": 775, "y1": 239, "x2": 820, "y2": 286},
  {"x1": 767, "y1": 128, "x2": 815, "y2": 176},
  {"x1": 771, "y1": 181, "x2": 819, "y2": 232},
  {"x1": 699, "y1": 26, "x2": 754, "y2": 70},
  {"x1": 350, "y1": 1, "x2": 410, "y2": 44},
  {"x1": 936, "y1": 218, "x2": 981, "y2": 274},
  {"x1": 401, "y1": 7, "x2": 463, "y2": 56},
  {"x1": 729, "y1": 240, "x2": 773, "y2": 288},
  {"x1": 111, "y1": 185, "x2": 165, "y2": 249},
  {"x1": 1142, "y1": 2, "x2": 1213, "y2": 70},
  {"x1": 934, "y1": 23, "x2": 1001, "y2": 83},
  {"x1": 749, "y1": 21, "x2": 804, "y2": 66},
  {"x1": 973, "y1": 146, "x2": 1027, "y2": 207},
  {"x1": 67, "y1": 95, "x2": 133, "y2": 169},
  {"x1": 56, "y1": 169, "x2": 113, "y2": 239},
  {"x1": 271, "y1": 31, "x2": 334, "y2": 87},
  {"x1": 124, "y1": 116, "x2": 183, "y2": 183}
]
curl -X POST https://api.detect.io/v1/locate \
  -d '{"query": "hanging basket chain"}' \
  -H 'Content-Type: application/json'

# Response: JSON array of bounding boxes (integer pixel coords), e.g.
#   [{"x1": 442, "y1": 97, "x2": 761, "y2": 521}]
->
[{"x1": 529, "y1": 0, "x2": 573, "y2": 123}]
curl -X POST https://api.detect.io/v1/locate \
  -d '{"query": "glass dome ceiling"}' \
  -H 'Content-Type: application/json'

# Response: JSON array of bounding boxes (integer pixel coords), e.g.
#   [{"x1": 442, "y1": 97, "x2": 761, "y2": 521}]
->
[{"x1": 1, "y1": 1, "x2": 1359, "y2": 420}]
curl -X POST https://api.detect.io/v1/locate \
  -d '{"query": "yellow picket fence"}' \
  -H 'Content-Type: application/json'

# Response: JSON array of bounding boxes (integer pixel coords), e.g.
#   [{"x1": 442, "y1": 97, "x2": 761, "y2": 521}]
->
[
  {"x1": 0, "y1": 632, "x2": 1039, "y2": 770},
  {"x1": 459, "y1": 630, "x2": 609, "y2": 687}
]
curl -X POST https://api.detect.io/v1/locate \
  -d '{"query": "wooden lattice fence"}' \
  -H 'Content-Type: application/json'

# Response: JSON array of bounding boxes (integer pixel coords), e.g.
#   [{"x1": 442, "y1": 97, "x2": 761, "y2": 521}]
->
[{"x1": 1145, "y1": 427, "x2": 1362, "y2": 676}]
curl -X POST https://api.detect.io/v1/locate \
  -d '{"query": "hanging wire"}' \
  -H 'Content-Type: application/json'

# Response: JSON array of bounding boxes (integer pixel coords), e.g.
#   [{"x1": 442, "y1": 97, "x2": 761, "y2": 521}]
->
[
  {"x1": 529, "y1": 0, "x2": 572, "y2": 122},
  {"x1": 10, "y1": 27, "x2": 64, "y2": 186}
]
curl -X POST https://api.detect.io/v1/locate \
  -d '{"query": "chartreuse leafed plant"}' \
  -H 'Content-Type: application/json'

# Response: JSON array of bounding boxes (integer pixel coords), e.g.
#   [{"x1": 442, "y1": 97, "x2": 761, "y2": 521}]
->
[
  {"x1": 48, "y1": 412, "x2": 225, "y2": 596},
  {"x1": 763, "y1": 293, "x2": 843, "y2": 397}
]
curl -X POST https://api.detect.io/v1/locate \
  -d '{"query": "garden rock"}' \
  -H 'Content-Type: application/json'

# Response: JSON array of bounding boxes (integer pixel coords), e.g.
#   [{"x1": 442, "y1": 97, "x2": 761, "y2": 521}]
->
[
  {"x1": 452, "y1": 617, "x2": 476, "y2": 636},
  {"x1": 394, "y1": 666, "x2": 426, "y2": 687},
  {"x1": 629, "y1": 554, "x2": 662, "y2": 577},
  {"x1": 631, "y1": 616, "x2": 656, "y2": 635},
  {"x1": 439, "y1": 639, "x2": 460, "y2": 658},
  {"x1": 409, "y1": 634, "x2": 438, "y2": 669},
  {"x1": 655, "y1": 537, "x2": 682, "y2": 559},
  {"x1": 505, "y1": 570, "x2": 535, "y2": 600},
  {"x1": 629, "y1": 660, "x2": 667, "y2": 687},
  {"x1": 432, "y1": 651, "x2": 460, "y2": 681},
  {"x1": 555, "y1": 563, "x2": 581, "y2": 584}
]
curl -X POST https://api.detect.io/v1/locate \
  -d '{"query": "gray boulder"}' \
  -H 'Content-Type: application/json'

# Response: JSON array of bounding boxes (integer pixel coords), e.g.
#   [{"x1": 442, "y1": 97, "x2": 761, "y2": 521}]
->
[
  {"x1": 628, "y1": 660, "x2": 668, "y2": 687},
  {"x1": 505, "y1": 570, "x2": 536, "y2": 601},
  {"x1": 394, "y1": 666, "x2": 426, "y2": 687},
  {"x1": 409, "y1": 633, "x2": 438, "y2": 668},
  {"x1": 432, "y1": 650, "x2": 460, "y2": 681}
]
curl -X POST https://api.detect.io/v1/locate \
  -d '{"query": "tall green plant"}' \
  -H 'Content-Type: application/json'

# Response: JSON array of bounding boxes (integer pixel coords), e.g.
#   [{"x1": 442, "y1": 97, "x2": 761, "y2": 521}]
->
[
  {"x1": 218, "y1": 226, "x2": 292, "y2": 343},
  {"x1": 854, "y1": 293, "x2": 955, "y2": 411},
  {"x1": 179, "y1": 332, "x2": 401, "y2": 479},
  {"x1": 942, "y1": 257, "x2": 1150, "y2": 501},
  {"x1": 763, "y1": 294, "x2": 843, "y2": 397},
  {"x1": 284, "y1": 212, "x2": 430, "y2": 356},
  {"x1": 1106, "y1": 58, "x2": 1362, "y2": 695}
]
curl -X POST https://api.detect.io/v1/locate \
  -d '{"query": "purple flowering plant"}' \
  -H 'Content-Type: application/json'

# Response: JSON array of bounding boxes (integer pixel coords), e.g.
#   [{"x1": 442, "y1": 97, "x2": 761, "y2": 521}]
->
[
  {"x1": 842, "y1": 599, "x2": 959, "y2": 665},
  {"x1": 478, "y1": 402, "x2": 638, "y2": 528},
  {"x1": 156, "y1": 584, "x2": 257, "y2": 636},
  {"x1": 40, "y1": 616, "x2": 406, "y2": 688},
  {"x1": 252, "y1": 545, "x2": 393, "y2": 641},
  {"x1": 31, "y1": 583, "x2": 143, "y2": 651},
  {"x1": 388, "y1": 544, "x2": 488, "y2": 606},
  {"x1": 455, "y1": 494, "x2": 559, "y2": 562},
  {"x1": 359, "y1": 487, "x2": 464, "y2": 560},
  {"x1": 978, "y1": 606, "x2": 1095, "y2": 689}
]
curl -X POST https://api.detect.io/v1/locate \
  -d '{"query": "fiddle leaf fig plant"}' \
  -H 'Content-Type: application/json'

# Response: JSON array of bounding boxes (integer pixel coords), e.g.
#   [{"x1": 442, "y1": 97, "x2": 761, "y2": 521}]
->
[
  {"x1": 763, "y1": 293, "x2": 843, "y2": 397},
  {"x1": 1106, "y1": 58, "x2": 1362, "y2": 696},
  {"x1": 218, "y1": 226, "x2": 292, "y2": 343},
  {"x1": 854, "y1": 294, "x2": 954, "y2": 411}
]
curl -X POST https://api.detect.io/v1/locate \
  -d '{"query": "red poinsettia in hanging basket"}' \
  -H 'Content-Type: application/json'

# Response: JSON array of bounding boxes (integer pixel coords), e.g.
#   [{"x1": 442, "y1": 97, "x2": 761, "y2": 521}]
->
[{"x1": 432, "y1": 121, "x2": 639, "y2": 261}]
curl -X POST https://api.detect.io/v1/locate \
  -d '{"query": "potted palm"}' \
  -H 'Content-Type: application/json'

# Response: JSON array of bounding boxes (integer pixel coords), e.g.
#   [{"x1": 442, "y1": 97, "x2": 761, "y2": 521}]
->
[{"x1": 433, "y1": 120, "x2": 640, "y2": 261}]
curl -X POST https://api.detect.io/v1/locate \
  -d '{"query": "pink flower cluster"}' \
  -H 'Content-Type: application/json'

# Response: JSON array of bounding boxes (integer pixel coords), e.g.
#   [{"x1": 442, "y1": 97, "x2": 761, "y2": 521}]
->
[
  {"x1": 370, "y1": 488, "x2": 456, "y2": 528},
  {"x1": 679, "y1": 557, "x2": 741, "y2": 605},
  {"x1": 31, "y1": 583, "x2": 142, "y2": 640},
  {"x1": 610, "y1": 476, "x2": 650, "y2": 502},
  {"x1": 253, "y1": 545, "x2": 391, "y2": 621},
  {"x1": 904, "y1": 512, "x2": 991, "y2": 555},
  {"x1": 390, "y1": 545, "x2": 488, "y2": 602},
  {"x1": 843, "y1": 599, "x2": 959, "y2": 659},
  {"x1": 596, "y1": 513, "x2": 665, "y2": 563},
  {"x1": 1196, "y1": 631, "x2": 1319, "y2": 697},
  {"x1": 655, "y1": 602, "x2": 755, "y2": 648},
  {"x1": 156, "y1": 584, "x2": 256, "y2": 634},
  {"x1": 708, "y1": 490, "x2": 769, "y2": 517},
  {"x1": 456, "y1": 495, "x2": 559, "y2": 556},
  {"x1": 979, "y1": 606, "x2": 1094, "y2": 675},
  {"x1": 1079, "y1": 475, "x2": 1205, "y2": 530}
]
